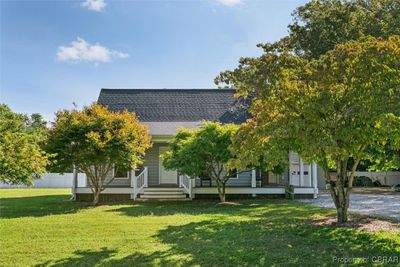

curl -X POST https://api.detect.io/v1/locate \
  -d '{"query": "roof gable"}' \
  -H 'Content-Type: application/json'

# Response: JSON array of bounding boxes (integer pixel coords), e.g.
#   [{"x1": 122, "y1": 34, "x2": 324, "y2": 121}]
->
[{"x1": 97, "y1": 89, "x2": 249, "y2": 123}]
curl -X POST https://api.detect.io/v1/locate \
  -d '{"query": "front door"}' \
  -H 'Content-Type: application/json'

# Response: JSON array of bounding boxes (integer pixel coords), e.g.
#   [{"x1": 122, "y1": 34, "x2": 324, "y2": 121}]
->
[{"x1": 159, "y1": 146, "x2": 178, "y2": 184}]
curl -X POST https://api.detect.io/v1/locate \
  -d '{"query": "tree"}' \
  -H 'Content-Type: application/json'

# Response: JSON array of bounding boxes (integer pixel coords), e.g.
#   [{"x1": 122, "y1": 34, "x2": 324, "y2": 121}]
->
[
  {"x1": 287, "y1": 0, "x2": 400, "y2": 59},
  {"x1": 216, "y1": 36, "x2": 400, "y2": 222},
  {"x1": 367, "y1": 114, "x2": 400, "y2": 171},
  {"x1": 0, "y1": 104, "x2": 49, "y2": 185},
  {"x1": 162, "y1": 122, "x2": 239, "y2": 202},
  {"x1": 46, "y1": 104, "x2": 152, "y2": 204},
  {"x1": 287, "y1": 0, "x2": 400, "y2": 173}
]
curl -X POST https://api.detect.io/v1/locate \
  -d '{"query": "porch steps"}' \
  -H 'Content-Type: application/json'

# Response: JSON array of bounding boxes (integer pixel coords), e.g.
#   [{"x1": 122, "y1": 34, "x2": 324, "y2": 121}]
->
[{"x1": 138, "y1": 187, "x2": 190, "y2": 201}]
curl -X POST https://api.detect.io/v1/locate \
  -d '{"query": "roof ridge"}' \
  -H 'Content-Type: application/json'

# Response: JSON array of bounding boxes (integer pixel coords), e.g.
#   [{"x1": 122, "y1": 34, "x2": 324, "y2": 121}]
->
[{"x1": 101, "y1": 88, "x2": 235, "y2": 92}]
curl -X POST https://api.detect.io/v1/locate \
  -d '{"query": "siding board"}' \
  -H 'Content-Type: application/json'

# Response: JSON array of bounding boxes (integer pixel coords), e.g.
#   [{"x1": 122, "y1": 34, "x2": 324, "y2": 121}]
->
[{"x1": 195, "y1": 170, "x2": 253, "y2": 187}]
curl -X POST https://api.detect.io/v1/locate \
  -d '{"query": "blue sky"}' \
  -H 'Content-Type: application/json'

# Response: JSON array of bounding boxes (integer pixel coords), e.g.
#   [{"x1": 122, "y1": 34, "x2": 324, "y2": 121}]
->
[{"x1": 1, "y1": 0, "x2": 307, "y2": 121}]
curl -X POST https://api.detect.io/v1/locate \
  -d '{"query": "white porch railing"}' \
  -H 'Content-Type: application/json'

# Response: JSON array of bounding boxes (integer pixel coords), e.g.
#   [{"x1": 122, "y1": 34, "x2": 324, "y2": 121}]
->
[
  {"x1": 131, "y1": 167, "x2": 148, "y2": 200},
  {"x1": 179, "y1": 174, "x2": 193, "y2": 199}
]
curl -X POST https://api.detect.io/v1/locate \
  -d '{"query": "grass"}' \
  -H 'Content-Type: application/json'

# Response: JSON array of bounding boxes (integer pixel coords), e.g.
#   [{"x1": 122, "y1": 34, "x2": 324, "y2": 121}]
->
[{"x1": 0, "y1": 189, "x2": 399, "y2": 266}]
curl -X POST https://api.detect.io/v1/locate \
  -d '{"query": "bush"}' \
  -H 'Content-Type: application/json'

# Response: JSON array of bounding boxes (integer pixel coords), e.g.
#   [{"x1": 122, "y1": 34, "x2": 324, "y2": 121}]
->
[{"x1": 352, "y1": 176, "x2": 374, "y2": 187}]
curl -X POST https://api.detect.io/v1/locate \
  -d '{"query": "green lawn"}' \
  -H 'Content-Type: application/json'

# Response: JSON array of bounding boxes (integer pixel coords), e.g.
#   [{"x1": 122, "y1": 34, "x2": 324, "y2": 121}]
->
[{"x1": 0, "y1": 189, "x2": 399, "y2": 266}]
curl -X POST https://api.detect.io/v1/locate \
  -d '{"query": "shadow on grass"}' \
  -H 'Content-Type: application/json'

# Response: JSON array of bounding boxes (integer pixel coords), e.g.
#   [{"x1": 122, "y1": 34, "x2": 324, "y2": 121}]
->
[
  {"x1": 1, "y1": 194, "x2": 323, "y2": 220},
  {"x1": 35, "y1": 248, "x2": 186, "y2": 267},
  {"x1": 33, "y1": 219, "x2": 400, "y2": 266},
  {"x1": 34, "y1": 200, "x2": 400, "y2": 266},
  {"x1": 107, "y1": 199, "x2": 329, "y2": 219},
  {"x1": 153, "y1": 220, "x2": 400, "y2": 266},
  {"x1": 0, "y1": 195, "x2": 96, "y2": 219},
  {"x1": 35, "y1": 247, "x2": 118, "y2": 267}
]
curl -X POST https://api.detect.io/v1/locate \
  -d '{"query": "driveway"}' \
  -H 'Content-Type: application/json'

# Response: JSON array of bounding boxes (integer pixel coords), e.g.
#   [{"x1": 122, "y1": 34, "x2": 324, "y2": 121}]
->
[{"x1": 299, "y1": 189, "x2": 400, "y2": 221}]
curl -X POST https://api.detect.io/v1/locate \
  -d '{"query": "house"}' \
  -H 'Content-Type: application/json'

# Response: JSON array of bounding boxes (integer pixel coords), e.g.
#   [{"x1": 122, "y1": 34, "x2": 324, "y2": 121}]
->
[{"x1": 73, "y1": 89, "x2": 320, "y2": 201}]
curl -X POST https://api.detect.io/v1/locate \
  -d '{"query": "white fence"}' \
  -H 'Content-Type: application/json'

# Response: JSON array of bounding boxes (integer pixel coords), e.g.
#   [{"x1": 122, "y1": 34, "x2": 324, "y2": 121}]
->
[
  {"x1": 0, "y1": 173, "x2": 87, "y2": 188},
  {"x1": 354, "y1": 171, "x2": 400, "y2": 186}
]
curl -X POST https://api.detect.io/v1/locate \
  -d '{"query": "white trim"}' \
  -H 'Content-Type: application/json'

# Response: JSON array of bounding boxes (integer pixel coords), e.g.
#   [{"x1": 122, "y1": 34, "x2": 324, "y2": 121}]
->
[
  {"x1": 112, "y1": 166, "x2": 129, "y2": 180},
  {"x1": 71, "y1": 165, "x2": 78, "y2": 200},
  {"x1": 144, "y1": 121, "x2": 201, "y2": 136},
  {"x1": 293, "y1": 187, "x2": 315, "y2": 194},
  {"x1": 229, "y1": 173, "x2": 240, "y2": 179},
  {"x1": 312, "y1": 163, "x2": 318, "y2": 198},
  {"x1": 114, "y1": 177, "x2": 129, "y2": 180}
]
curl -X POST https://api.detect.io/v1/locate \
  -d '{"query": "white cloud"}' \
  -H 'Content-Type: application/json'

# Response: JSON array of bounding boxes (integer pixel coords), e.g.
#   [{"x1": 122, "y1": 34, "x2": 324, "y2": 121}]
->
[
  {"x1": 217, "y1": 0, "x2": 242, "y2": 7},
  {"x1": 81, "y1": 0, "x2": 106, "y2": 12},
  {"x1": 56, "y1": 38, "x2": 129, "y2": 64}
]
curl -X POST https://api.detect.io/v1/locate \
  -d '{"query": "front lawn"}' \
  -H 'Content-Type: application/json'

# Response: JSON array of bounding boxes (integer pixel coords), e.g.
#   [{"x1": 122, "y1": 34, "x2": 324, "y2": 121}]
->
[{"x1": 0, "y1": 189, "x2": 399, "y2": 266}]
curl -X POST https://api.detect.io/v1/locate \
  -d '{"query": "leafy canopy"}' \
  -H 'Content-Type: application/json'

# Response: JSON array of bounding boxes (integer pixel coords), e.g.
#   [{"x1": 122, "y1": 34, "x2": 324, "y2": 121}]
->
[
  {"x1": 0, "y1": 104, "x2": 49, "y2": 185},
  {"x1": 162, "y1": 122, "x2": 238, "y2": 179},
  {"x1": 218, "y1": 36, "x2": 400, "y2": 172},
  {"x1": 287, "y1": 0, "x2": 400, "y2": 59},
  {"x1": 46, "y1": 104, "x2": 152, "y2": 174},
  {"x1": 162, "y1": 122, "x2": 239, "y2": 202}
]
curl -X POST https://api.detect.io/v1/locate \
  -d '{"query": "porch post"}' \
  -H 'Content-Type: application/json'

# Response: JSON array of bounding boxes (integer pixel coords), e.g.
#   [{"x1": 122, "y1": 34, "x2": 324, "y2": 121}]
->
[
  {"x1": 251, "y1": 168, "x2": 256, "y2": 197},
  {"x1": 132, "y1": 175, "x2": 137, "y2": 201},
  {"x1": 299, "y1": 158, "x2": 304, "y2": 187},
  {"x1": 312, "y1": 163, "x2": 318, "y2": 198},
  {"x1": 144, "y1": 166, "x2": 148, "y2": 188},
  {"x1": 71, "y1": 165, "x2": 78, "y2": 201}
]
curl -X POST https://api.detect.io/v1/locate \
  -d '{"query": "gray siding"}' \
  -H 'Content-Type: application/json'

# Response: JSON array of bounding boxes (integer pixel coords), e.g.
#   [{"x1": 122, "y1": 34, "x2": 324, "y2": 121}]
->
[
  {"x1": 86, "y1": 167, "x2": 131, "y2": 187},
  {"x1": 195, "y1": 170, "x2": 252, "y2": 187},
  {"x1": 280, "y1": 170, "x2": 289, "y2": 185},
  {"x1": 226, "y1": 170, "x2": 252, "y2": 186},
  {"x1": 142, "y1": 143, "x2": 160, "y2": 186},
  {"x1": 87, "y1": 142, "x2": 166, "y2": 187},
  {"x1": 109, "y1": 178, "x2": 131, "y2": 186},
  {"x1": 141, "y1": 142, "x2": 174, "y2": 186}
]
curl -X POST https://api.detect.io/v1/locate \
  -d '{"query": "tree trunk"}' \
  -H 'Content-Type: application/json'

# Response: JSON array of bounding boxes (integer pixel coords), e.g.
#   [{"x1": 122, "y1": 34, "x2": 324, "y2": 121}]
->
[
  {"x1": 336, "y1": 202, "x2": 348, "y2": 223},
  {"x1": 81, "y1": 164, "x2": 112, "y2": 206},
  {"x1": 92, "y1": 190, "x2": 101, "y2": 205},
  {"x1": 220, "y1": 182, "x2": 226, "y2": 202},
  {"x1": 219, "y1": 192, "x2": 226, "y2": 202},
  {"x1": 333, "y1": 182, "x2": 349, "y2": 223},
  {"x1": 215, "y1": 180, "x2": 227, "y2": 202},
  {"x1": 326, "y1": 159, "x2": 356, "y2": 223}
]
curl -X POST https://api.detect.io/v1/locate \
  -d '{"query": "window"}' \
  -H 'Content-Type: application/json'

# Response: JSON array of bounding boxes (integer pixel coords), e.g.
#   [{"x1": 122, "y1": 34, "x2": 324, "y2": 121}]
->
[
  {"x1": 229, "y1": 169, "x2": 239, "y2": 179},
  {"x1": 114, "y1": 164, "x2": 129, "y2": 179}
]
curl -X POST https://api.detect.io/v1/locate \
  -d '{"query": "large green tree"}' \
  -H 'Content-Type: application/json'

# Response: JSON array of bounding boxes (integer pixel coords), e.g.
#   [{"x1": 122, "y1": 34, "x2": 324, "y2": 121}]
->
[
  {"x1": 0, "y1": 104, "x2": 49, "y2": 185},
  {"x1": 162, "y1": 122, "x2": 239, "y2": 202},
  {"x1": 216, "y1": 36, "x2": 400, "y2": 222},
  {"x1": 46, "y1": 104, "x2": 152, "y2": 204},
  {"x1": 287, "y1": 0, "x2": 400, "y2": 59}
]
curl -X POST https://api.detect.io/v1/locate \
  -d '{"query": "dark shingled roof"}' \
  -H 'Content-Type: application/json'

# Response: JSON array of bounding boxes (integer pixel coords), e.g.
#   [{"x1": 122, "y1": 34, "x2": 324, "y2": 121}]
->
[{"x1": 97, "y1": 89, "x2": 250, "y2": 123}]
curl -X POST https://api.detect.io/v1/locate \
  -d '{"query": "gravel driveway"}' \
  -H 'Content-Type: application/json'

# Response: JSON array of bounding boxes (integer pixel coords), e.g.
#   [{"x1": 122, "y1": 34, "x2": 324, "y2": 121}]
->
[{"x1": 299, "y1": 190, "x2": 400, "y2": 221}]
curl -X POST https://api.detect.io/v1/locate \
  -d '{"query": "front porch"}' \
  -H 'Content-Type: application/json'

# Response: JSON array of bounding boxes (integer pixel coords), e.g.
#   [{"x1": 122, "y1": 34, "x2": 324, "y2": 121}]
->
[{"x1": 72, "y1": 163, "x2": 319, "y2": 201}]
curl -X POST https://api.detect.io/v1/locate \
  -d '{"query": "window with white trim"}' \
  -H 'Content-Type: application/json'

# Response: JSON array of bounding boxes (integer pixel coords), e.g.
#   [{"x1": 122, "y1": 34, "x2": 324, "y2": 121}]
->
[{"x1": 113, "y1": 164, "x2": 129, "y2": 179}]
